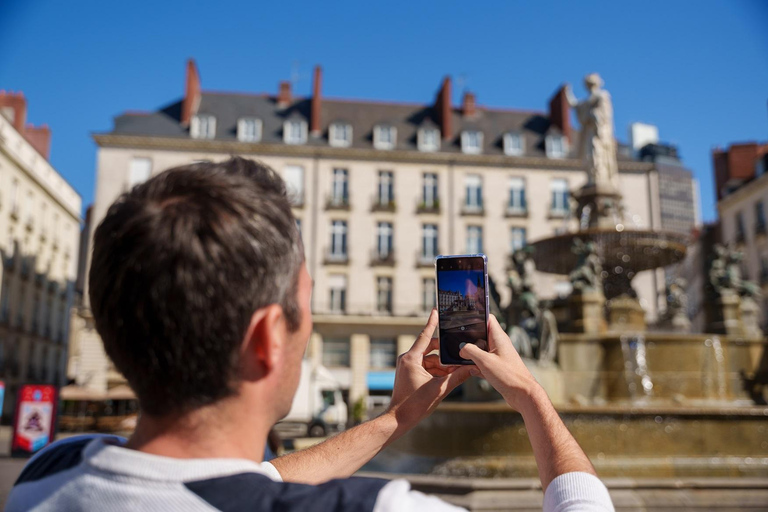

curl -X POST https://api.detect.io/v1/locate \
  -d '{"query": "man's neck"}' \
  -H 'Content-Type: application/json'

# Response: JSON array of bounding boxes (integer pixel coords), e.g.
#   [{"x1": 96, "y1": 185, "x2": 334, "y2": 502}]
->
[{"x1": 126, "y1": 399, "x2": 272, "y2": 463}]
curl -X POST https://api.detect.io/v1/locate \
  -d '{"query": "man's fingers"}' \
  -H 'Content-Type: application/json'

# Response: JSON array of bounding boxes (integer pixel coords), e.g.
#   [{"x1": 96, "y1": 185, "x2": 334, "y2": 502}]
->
[
  {"x1": 488, "y1": 315, "x2": 510, "y2": 354},
  {"x1": 440, "y1": 366, "x2": 476, "y2": 395},
  {"x1": 411, "y1": 309, "x2": 439, "y2": 354},
  {"x1": 460, "y1": 342, "x2": 491, "y2": 366},
  {"x1": 423, "y1": 354, "x2": 453, "y2": 376}
]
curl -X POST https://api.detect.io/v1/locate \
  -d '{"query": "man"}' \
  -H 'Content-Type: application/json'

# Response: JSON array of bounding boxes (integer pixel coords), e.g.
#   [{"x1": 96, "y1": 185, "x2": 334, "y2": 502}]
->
[{"x1": 7, "y1": 158, "x2": 613, "y2": 511}]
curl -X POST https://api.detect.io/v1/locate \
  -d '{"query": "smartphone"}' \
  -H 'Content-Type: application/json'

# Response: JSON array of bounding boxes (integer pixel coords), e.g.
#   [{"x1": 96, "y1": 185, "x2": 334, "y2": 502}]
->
[{"x1": 435, "y1": 254, "x2": 490, "y2": 365}]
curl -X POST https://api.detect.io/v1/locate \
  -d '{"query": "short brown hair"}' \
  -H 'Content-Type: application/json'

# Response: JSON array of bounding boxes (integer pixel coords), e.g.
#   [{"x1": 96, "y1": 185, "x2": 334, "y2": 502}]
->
[{"x1": 89, "y1": 157, "x2": 303, "y2": 415}]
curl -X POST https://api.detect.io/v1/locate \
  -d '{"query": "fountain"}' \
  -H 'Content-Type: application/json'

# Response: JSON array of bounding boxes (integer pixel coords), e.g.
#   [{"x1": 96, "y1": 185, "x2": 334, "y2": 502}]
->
[{"x1": 368, "y1": 74, "x2": 768, "y2": 482}]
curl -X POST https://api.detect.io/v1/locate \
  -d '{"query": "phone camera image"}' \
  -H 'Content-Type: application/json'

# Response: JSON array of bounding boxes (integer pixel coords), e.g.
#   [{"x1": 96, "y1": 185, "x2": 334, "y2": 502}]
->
[{"x1": 437, "y1": 260, "x2": 488, "y2": 365}]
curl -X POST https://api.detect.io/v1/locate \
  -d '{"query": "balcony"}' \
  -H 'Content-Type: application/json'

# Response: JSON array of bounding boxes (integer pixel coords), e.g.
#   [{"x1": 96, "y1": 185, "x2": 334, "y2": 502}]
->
[
  {"x1": 505, "y1": 205, "x2": 528, "y2": 218},
  {"x1": 461, "y1": 203, "x2": 485, "y2": 217},
  {"x1": 371, "y1": 197, "x2": 396, "y2": 213},
  {"x1": 416, "y1": 250, "x2": 437, "y2": 268},
  {"x1": 324, "y1": 249, "x2": 349, "y2": 266},
  {"x1": 370, "y1": 249, "x2": 396, "y2": 267},
  {"x1": 288, "y1": 194, "x2": 305, "y2": 209},
  {"x1": 325, "y1": 195, "x2": 350, "y2": 211},
  {"x1": 548, "y1": 207, "x2": 570, "y2": 219},
  {"x1": 416, "y1": 199, "x2": 441, "y2": 214}
]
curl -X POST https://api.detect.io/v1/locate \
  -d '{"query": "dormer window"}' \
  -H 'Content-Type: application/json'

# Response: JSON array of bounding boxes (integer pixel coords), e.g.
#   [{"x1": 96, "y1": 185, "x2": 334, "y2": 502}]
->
[
  {"x1": 546, "y1": 135, "x2": 568, "y2": 159},
  {"x1": 190, "y1": 114, "x2": 216, "y2": 139},
  {"x1": 284, "y1": 119, "x2": 307, "y2": 145},
  {"x1": 504, "y1": 132, "x2": 524, "y2": 156},
  {"x1": 418, "y1": 128, "x2": 440, "y2": 152},
  {"x1": 237, "y1": 118, "x2": 262, "y2": 142},
  {"x1": 461, "y1": 130, "x2": 483, "y2": 154},
  {"x1": 329, "y1": 122, "x2": 352, "y2": 147},
  {"x1": 374, "y1": 125, "x2": 396, "y2": 150}
]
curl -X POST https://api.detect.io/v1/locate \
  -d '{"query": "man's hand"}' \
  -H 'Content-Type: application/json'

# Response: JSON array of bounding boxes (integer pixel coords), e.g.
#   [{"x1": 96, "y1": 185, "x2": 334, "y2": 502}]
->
[
  {"x1": 459, "y1": 314, "x2": 542, "y2": 412},
  {"x1": 460, "y1": 314, "x2": 599, "y2": 491},
  {"x1": 386, "y1": 309, "x2": 476, "y2": 433}
]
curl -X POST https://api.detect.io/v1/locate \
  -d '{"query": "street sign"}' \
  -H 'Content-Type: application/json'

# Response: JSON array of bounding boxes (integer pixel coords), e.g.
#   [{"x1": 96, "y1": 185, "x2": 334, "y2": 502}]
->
[{"x1": 11, "y1": 385, "x2": 58, "y2": 457}]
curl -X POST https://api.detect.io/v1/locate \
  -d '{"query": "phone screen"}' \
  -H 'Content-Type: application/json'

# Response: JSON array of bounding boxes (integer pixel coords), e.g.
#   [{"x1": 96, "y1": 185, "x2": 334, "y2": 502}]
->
[{"x1": 436, "y1": 255, "x2": 490, "y2": 365}]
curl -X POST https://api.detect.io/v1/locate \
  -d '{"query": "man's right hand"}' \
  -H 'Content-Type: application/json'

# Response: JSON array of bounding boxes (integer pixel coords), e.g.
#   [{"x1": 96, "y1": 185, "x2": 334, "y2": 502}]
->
[{"x1": 459, "y1": 314, "x2": 544, "y2": 413}]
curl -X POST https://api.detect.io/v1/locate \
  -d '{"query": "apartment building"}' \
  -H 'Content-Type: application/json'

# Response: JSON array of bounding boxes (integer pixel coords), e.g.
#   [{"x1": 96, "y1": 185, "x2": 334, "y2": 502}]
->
[
  {"x1": 84, "y1": 60, "x2": 677, "y2": 408},
  {"x1": 715, "y1": 141, "x2": 768, "y2": 317},
  {"x1": 0, "y1": 92, "x2": 82, "y2": 419}
]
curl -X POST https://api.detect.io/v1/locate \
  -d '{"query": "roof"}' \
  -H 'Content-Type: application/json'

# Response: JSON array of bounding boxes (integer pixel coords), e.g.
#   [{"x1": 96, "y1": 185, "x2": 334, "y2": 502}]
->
[{"x1": 109, "y1": 91, "x2": 570, "y2": 158}]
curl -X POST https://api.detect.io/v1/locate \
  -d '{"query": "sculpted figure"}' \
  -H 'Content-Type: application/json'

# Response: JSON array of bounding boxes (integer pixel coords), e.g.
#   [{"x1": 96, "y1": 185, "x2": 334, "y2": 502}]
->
[
  {"x1": 569, "y1": 239, "x2": 603, "y2": 293},
  {"x1": 566, "y1": 73, "x2": 619, "y2": 192}
]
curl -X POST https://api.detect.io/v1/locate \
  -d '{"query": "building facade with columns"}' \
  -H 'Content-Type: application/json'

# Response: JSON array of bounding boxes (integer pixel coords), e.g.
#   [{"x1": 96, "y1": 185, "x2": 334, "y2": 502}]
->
[
  {"x1": 0, "y1": 92, "x2": 82, "y2": 419},
  {"x1": 83, "y1": 60, "x2": 694, "y2": 409}
]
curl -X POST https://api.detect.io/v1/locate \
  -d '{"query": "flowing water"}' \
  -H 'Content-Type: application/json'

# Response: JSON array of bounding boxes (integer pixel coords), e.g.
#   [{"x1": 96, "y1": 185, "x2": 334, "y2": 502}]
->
[{"x1": 620, "y1": 334, "x2": 654, "y2": 400}]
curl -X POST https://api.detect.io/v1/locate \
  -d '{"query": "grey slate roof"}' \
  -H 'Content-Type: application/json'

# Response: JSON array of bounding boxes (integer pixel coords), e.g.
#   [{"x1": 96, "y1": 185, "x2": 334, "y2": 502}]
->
[{"x1": 110, "y1": 92, "x2": 573, "y2": 158}]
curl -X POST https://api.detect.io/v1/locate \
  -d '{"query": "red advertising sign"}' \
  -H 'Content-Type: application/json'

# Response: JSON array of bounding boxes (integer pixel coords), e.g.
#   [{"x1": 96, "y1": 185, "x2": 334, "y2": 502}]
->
[{"x1": 11, "y1": 384, "x2": 58, "y2": 457}]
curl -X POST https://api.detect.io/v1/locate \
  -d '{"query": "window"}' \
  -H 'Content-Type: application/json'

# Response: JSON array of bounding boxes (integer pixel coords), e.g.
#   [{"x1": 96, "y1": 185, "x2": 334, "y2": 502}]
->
[
  {"x1": 376, "y1": 277, "x2": 393, "y2": 314},
  {"x1": 10, "y1": 180, "x2": 19, "y2": 215},
  {"x1": 550, "y1": 179, "x2": 569, "y2": 215},
  {"x1": 418, "y1": 128, "x2": 440, "y2": 152},
  {"x1": 378, "y1": 171, "x2": 394, "y2": 206},
  {"x1": 328, "y1": 275, "x2": 347, "y2": 313},
  {"x1": 546, "y1": 135, "x2": 567, "y2": 158},
  {"x1": 283, "y1": 166, "x2": 304, "y2": 206},
  {"x1": 736, "y1": 212, "x2": 746, "y2": 242},
  {"x1": 422, "y1": 278, "x2": 436, "y2": 312},
  {"x1": 128, "y1": 158, "x2": 152, "y2": 188},
  {"x1": 322, "y1": 337, "x2": 350, "y2": 366},
  {"x1": 330, "y1": 221, "x2": 348, "y2": 260},
  {"x1": 467, "y1": 226, "x2": 483, "y2": 254},
  {"x1": 374, "y1": 125, "x2": 396, "y2": 150},
  {"x1": 422, "y1": 224, "x2": 438, "y2": 261},
  {"x1": 191, "y1": 114, "x2": 216, "y2": 139},
  {"x1": 461, "y1": 130, "x2": 483, "y2": 154},
  {"x1": 330, "y1": 123, "x2": 352, "y2": 147},
  {"x1": 508, "y1": 177, "x2": 527, "y2": 213},
  {"x1": 331, "y1": 168, "x2": 349, "y2": 206},
  {"x1": 422, "y1": 173, "x2": 438, "y2": 209},
  {"x1": 756, "y1": 201, "x2": 766, "y2": 233},
  {"x1": 376, "y1": 222, "x2": 393, "y2": 259},
  {"x1": 504, "y1": 132, "x2": 524, "y2": 156},
  {"x1": 510, "y1": 227, "x2": 527, "y2": 253},
  {"x1": 370, "y1": 338, "x2": 396, "y2": 368},
  {"x1": 464, "y1": 174, "x2": 483, "y2": 211},
  {"x1": 284, "y1": 119, "x2": 307, "y2": 144},
  {"x1": 237, "y1": 118, "x2": 262, "y2": 142}
]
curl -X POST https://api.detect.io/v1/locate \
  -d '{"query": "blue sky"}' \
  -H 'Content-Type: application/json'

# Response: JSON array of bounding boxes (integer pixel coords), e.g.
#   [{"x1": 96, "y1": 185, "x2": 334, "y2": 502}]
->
[
  {"x1": 0, "y1": 0, "x2": 766, "y2": 222},
  {"x1": 439, "y1": 270, "x2": 483, "y2": 296}
]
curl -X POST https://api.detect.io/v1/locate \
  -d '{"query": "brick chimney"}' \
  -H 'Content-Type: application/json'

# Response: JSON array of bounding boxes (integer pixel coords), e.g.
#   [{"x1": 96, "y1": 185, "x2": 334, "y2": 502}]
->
[
  {"x1": 24, "y1": 124, "x2": 51, "y2": 160},
  {"x1": 0, "y1": 90, "x2": 28, "y2": 132},
  {"x1": 278, "y1": 81, "x2": 292, "y2": 107},
  {"x1": 462, "y1": 91, "x2": 476, "y2": 117},
  {"x1": 548, "y1": 85, "x2": 572, "y2": 141},
  {"x1": 181, "y1": 59, "x2": 201, "y2": 126},
  {"x1": 310, "y1": 66, "x2": 322, "y2": 135},
  {"x1": 433, "y1": 77, "x2": 452, "y2": 141}
]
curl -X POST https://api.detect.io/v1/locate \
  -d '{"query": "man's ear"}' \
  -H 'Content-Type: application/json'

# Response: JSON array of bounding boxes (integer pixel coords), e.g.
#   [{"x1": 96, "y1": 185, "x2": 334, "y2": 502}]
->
[{"x1": 241, "y1": 304, "x2": 287, "y2": 381}]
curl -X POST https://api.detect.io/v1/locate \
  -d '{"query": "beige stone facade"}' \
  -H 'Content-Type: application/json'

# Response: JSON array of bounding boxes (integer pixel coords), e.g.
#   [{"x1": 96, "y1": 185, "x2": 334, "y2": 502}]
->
[{"x1": 0, "y1": 108, "x2": 81, "y2": 418}]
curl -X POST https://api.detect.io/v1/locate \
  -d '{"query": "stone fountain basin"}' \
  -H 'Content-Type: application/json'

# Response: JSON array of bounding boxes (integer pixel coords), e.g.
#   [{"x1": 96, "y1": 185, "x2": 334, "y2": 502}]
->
[{"x1": 529, "y1": 228, "x2": 688, "y2": 275}]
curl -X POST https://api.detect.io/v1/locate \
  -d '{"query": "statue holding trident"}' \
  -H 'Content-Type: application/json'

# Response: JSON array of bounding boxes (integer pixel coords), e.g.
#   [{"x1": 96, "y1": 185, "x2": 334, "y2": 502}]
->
[{"x1": 565, "y1": 73, "x2": 620, "y2": 193}]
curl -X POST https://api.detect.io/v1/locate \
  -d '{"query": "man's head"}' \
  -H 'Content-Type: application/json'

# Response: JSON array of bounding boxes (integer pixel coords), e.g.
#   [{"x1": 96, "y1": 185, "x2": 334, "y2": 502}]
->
[{"x1": 89, "y1": 157, "x2": 311, "y2": 420}]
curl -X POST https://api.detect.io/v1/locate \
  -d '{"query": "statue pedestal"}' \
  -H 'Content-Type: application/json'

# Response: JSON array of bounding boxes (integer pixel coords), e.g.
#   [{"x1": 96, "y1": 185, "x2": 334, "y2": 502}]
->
[
  {"x1": 706, "y1": 291, "x2": 744, "y2": 336},
  {"x1": 568, "y1": 291, "x2": 606, "y2": 334},
  {"x1": 572, "y1": 184, "x2": 624, "y2": 230},
  {"x1": 607, "y1": 294, "x2": 646, "y2": 332},
  {"x1": 658, "y1": 311, "x2": 691, "y2": 333},
  {"x1": 741, "y1": 297, "x2": 763, "y2": 338}
]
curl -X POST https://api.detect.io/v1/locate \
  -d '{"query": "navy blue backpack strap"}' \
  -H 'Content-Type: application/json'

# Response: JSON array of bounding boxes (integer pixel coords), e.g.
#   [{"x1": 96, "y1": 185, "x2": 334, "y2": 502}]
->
[
  {"x1": 14, "y1": 437, "x2": 93, "y2": 485},
  {"x1": 186, "y1": 472, "x2": 389, "y2": 512}
]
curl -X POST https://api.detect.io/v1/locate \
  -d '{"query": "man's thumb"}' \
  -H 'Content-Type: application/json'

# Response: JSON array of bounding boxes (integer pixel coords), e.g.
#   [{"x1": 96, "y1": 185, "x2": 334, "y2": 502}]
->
[{"x1": 460, "y1": 342, "x2": 489, "y2": 365}]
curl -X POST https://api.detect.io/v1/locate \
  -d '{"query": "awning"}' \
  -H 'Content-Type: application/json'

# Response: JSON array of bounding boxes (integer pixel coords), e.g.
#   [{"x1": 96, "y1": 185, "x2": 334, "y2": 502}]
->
[
  {"x1": 367, "y1": 371, "x2": 396, "y2": 391},
  {"x1": 106, "y1": 385, "x2": 137, "y2": 400},
  {"x1": 60, "y1": 385, "x2": 106, "y2": 401}
]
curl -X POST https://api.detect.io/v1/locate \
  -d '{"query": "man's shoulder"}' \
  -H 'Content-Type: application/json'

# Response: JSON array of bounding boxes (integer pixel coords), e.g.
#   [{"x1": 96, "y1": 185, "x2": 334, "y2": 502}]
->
[
  {"x1": 15, "y1": 435, "x2": 124, "y2": 485},
  {"x1": 186, "y1": 472, "x2": 391, "y2": 512}
]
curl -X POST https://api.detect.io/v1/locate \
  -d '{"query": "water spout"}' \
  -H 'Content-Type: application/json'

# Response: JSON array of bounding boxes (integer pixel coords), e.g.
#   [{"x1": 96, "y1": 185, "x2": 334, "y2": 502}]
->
[{"x1": 620, "y1": 334, "x2": 653, "y2": 401}]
